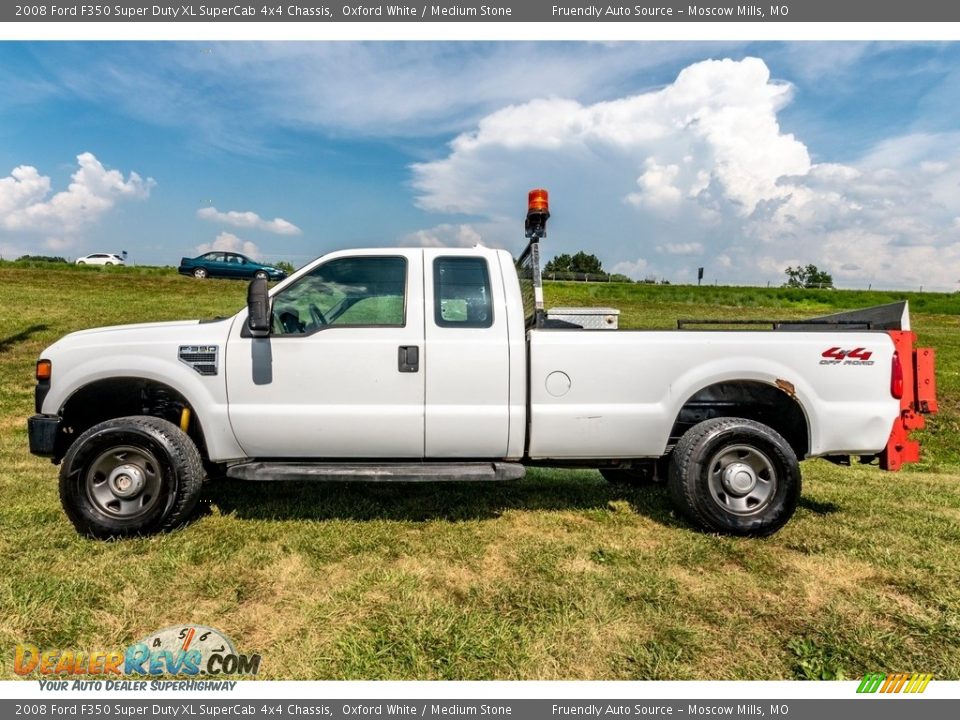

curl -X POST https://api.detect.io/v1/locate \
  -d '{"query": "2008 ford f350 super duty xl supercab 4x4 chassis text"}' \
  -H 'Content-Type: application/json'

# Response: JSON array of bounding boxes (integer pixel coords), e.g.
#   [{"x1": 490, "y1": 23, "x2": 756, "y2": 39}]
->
[{"x1": 28, "y1": 189, "x2": 937, "y2": 538}]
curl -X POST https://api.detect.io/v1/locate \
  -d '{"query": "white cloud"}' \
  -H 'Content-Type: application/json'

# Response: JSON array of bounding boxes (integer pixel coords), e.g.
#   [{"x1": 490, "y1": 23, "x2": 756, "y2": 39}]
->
[
  {"x1": 921, "y1": 161, "x2": 948, "y2": 174},
  {"x1": 0, "y1": 153, "x2": 153, "y2": 243},
  {"x1": 414, "y1": 58, "x2": 807, "y2": 217},
  {"x1": 658, "y1": 242, "x2": 704, "y2": 255},
  {"x1": 195, "y1": 232, "x2": 261, "y2": 260},
  {"x1": 399, "y1": 223, "x2": 485, "y2": 248},
  {"x1": 411, "y1": 57, "x2": 960, "y2": 291},
  {"x1": 611, "y1": 258, "x2": 649, "y2": 278},
  {"x1": 197, "y1": 207, "x2": 301, "y2": 235},
  {"x1": 628, "y1": 160, "x2": 682, "y2": 210}
]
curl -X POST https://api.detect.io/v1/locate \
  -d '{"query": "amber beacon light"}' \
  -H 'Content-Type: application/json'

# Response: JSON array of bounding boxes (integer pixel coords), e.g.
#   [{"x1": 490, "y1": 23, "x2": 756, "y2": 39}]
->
[
  {"x1": 525, "y1": 188, "x2": 550, "y2": 240},
  {"x1": 528, "y1": 188, "x2": 549, "y2": 213}
]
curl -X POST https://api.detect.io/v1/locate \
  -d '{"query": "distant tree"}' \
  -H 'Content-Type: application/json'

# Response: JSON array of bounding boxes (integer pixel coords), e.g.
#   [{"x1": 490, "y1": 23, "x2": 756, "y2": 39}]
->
[
  {"x1": 569, "y1": 251, "x2": 603, "y2": 275},
  {"x1": 784, "y1": 264, "x2": 833, "y2": 289},
  {"x1": 544, "y1": 251, "x2": 604, "y2": 275},
  {"x1": 16, "y1": 255, "x2": 68, "y2": 263},
  {"x1": 543, "y1": 253, "x2": 573, "y2": 273},
  {"x1": 273, "y1": 260, "x2": 295, "y2": 274},
  {"x1": 608, "y1": 273, "x2": 634, "y2": 284}
]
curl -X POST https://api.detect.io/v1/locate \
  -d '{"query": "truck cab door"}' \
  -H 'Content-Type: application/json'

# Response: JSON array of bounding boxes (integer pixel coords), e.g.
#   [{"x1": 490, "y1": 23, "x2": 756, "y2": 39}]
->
[
  {"x1": 225, "y1": 250, "x2": 425, "y2": 458},
  {"x1": 423, "y1": 251, "x2": 512, "y2": 458}
]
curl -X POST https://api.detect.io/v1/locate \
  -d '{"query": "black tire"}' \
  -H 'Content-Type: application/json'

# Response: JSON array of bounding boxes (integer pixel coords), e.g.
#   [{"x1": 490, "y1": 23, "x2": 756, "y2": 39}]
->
[
  {"x1": 667, "y1": 418, "x2": 800, "y2": 536},
  {"x1": 253, "y1": 270, "x2": 268, "y2": 280},
  {"x1": 59, "y1": 416, "x2": 205, "y2": 539},
  {"x1": 193, "y1": 267, "x2": 207, "y2": 279},
  {"x1": 105, "y1": 262, "x2": 113, "y2": 266}
]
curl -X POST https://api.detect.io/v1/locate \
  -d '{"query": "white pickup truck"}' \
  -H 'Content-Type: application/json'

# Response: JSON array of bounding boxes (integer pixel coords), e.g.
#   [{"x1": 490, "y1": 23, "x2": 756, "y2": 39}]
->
[{"x1": 28, "y1": 190, "x2": 937, "y2": 539}]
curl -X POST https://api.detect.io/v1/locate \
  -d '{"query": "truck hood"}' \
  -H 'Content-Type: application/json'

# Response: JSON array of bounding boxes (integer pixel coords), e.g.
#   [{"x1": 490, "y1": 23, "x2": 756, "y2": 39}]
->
[
  {"x1": 61, "y1": 319, "x2": 204, "y2": 339},
  {"x1": 42, "y1": 317, "x2": 234, "y2": 356}
]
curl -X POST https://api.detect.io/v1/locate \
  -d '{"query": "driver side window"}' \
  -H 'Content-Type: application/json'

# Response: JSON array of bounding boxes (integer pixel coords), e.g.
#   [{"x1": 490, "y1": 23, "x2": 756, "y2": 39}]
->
[{"x1": 270, "y1": 256, "x2": 407, "y2": 335}]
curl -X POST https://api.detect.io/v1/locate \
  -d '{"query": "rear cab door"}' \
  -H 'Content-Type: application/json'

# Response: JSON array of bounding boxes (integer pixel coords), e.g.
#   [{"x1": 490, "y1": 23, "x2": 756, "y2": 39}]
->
[{"x1": 422, "y1": 248, "x2": 523, "y2": 458}]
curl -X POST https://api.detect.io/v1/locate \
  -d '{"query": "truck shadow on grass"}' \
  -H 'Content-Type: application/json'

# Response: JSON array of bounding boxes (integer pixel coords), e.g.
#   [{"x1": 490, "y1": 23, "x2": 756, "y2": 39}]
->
[
  {"x1": 0, "y1": 324, "x2": 48, "y2": 353},
  {"x1": 797, "y1": 497, "x2": 840, "y2": 516},
  {"x1": 200, "y1": 470, "x2": 685, "y2": 528}
]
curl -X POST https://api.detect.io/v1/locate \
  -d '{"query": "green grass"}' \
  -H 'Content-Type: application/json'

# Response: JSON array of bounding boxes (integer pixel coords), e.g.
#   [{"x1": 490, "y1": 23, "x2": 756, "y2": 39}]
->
[{"x1": 1, "y1": 266, "x2": 959, "y2": 680}]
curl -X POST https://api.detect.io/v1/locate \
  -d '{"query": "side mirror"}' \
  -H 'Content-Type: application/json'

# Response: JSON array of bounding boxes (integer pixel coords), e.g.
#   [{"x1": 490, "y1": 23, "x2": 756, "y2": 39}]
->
[{"x1": 247, "y1": 277, "x2": 271, "y2": 337}]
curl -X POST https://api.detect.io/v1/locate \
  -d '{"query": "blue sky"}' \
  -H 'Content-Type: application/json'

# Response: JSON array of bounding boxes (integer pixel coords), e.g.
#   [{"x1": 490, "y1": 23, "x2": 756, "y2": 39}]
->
[{"x1": 2, "y1": 41, "x2": 960, "y2": 289}]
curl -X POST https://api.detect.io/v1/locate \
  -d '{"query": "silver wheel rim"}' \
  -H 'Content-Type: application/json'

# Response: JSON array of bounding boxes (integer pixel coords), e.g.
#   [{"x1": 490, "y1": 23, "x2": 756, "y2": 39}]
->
[
  {"x1": 706, "y1": 444, "x2": 777, "y2": 517},
  {"x1": 194, "y1": 268, "x2": 206, "y2": 278},
  {"x1": 85, "y1": 445, "x2": 163, "y2": 519},
  {"x1": 255, "y1": 271, "x2": 267, "y2": 279}
]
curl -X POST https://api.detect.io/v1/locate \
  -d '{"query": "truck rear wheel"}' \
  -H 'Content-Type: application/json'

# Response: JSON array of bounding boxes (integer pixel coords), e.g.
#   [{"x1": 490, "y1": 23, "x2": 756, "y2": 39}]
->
[
  {"x1": 59, "y1": 416, "x2": 204, "y2": 539},
  {"x1": 667, "y1": 417, "x2": 800, "y2": 536}
]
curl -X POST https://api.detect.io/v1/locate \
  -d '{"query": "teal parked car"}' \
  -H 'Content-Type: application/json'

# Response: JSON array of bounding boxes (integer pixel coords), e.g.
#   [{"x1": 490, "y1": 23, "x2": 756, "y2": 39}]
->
[{"x1": 178, "y1": 251, "x2": 288, "y2": 281}]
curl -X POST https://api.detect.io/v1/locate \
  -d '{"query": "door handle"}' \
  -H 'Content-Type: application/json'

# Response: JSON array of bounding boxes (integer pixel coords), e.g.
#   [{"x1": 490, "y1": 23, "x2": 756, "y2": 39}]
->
[{"x1": 398, "y1": 345, "x2": 419, "y2": 373}]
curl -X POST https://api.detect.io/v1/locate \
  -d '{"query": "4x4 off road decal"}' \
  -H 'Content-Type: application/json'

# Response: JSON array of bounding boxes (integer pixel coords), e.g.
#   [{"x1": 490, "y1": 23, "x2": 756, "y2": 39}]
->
[{"x1": 820, "y1": 347, "x2": 875, "y2": 366}]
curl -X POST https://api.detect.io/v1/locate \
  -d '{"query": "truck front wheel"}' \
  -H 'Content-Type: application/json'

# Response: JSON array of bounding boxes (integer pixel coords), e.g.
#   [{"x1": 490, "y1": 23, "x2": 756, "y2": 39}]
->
[
  {"x1": 668, "y1": 417, "x2": 800, "y2": 536},
  {"x1": 59, "y1": 416, "x2": 204, "y2": 539}
]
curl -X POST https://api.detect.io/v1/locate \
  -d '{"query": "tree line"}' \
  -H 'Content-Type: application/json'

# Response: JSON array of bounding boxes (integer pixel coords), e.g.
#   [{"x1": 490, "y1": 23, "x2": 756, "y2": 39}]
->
[{"x1": 542, "y1": 251, "x2": 835, "y2": 289}]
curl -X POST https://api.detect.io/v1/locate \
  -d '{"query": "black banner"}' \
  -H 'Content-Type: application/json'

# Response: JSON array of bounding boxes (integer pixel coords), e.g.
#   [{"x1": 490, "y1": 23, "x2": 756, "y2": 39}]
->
[
  {"x1": 5, "y1": 1, "x2": 960, "y2": 23},
  {"x1": 3, "y1": 699, "x2": 960, "y2": 720}
]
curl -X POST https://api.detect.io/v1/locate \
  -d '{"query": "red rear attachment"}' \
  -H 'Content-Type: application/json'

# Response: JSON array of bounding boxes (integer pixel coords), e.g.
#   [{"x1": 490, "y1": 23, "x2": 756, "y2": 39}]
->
[
  {"x1": 880, "y1": 331, "x2": 937, "y2": 470},
  {"x1": 890, "y1": 351, "x2": 904, "y2": 400}
]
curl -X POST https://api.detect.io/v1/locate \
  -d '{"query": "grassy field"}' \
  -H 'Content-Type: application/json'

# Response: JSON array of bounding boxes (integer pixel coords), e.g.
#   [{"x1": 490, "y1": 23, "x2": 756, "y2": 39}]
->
[{"x1": 1, "y1": 262, "x2": 958, "y2": 680}]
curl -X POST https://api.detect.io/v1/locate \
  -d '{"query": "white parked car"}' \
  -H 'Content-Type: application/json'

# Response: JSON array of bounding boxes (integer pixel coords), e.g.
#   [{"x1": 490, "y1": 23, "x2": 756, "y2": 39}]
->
[{"x1": 76, "y1": 253, "x2": 125, "y2": 266}]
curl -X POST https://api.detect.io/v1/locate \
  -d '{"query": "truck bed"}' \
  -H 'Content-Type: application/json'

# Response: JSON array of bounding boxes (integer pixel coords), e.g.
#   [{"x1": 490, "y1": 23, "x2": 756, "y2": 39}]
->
[{"x1": 527, "y1": 328, "x2": 898, "y2": 460}]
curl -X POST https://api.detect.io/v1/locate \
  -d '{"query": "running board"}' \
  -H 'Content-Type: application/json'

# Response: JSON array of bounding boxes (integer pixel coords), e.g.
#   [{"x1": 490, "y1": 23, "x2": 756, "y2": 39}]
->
[{"x1": 225, "y1": 461, "x2": 526, "y2": 483}]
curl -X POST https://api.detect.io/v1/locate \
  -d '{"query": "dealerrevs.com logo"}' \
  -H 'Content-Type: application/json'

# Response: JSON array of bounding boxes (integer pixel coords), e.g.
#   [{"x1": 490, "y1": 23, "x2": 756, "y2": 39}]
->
[{"x1": 14, "y1": 625, "x2": 261, "y2": 682}]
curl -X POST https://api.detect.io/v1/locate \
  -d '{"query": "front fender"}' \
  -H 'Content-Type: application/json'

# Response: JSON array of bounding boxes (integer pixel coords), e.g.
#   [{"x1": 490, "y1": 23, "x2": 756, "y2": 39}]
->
[{"x1": 40, "y1": 323, "x2": 246, "y2": 461}]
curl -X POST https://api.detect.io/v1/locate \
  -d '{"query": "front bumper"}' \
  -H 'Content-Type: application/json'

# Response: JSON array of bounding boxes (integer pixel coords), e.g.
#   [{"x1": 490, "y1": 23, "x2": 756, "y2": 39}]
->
[{"x1": 28, "y1": 414, "x2": 61, "y2": 457}]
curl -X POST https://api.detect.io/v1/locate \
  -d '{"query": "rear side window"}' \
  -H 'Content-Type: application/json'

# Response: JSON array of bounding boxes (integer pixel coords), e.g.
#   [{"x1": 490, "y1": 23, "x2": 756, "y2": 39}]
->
[{"x1": 434, "y1": 257, "x2": 493, "y2": 328}]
